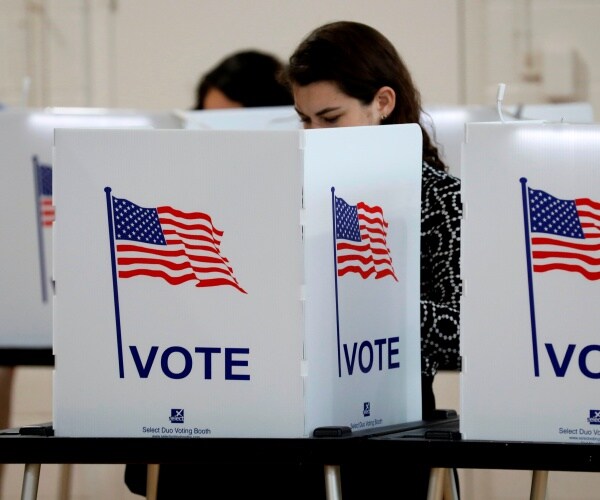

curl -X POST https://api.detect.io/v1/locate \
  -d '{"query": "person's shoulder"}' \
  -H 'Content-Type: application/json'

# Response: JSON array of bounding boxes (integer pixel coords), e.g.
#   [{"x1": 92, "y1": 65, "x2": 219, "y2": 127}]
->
[{"x1": 422, "y1": 162, "x2": 461, "y2": 189}]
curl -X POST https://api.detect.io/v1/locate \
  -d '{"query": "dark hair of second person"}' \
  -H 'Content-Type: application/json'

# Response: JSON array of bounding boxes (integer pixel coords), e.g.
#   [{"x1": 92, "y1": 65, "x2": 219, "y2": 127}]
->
[{"x1": 194, "y1": 50, "x2": 293, "y2": 110}]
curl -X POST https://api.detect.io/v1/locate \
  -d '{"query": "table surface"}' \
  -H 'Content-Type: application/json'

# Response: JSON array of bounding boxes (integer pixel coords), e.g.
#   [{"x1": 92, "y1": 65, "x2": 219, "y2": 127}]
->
[
  {"x1": 2, "y1": 417, "x2": 600, "y2": 473},
  {"x1": 369, "y1": 419, "x2": 600, "y2": 472},
  {"x1": 0, "y1": 348, "x2": 54, "y2": 366}
]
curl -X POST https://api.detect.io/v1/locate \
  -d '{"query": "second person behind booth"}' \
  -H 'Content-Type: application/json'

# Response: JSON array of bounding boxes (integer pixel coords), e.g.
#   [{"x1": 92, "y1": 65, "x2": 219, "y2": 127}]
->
[
  {"x1": 124, "y1": 47, "x2": 296, "y2": 499},
  {"x1": 193, "y1": 49, "x2": 293, "y2": 110}
]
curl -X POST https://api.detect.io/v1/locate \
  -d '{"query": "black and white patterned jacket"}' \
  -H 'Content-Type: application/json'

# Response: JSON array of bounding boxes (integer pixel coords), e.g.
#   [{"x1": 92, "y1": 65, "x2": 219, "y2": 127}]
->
[{"x1": 420, "y1": 162, "x2": 462, "y2": 376}]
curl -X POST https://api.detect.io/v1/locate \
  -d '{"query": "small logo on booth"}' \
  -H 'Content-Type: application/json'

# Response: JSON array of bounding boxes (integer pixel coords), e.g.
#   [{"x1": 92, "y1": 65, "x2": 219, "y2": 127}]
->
[
  {"x1": 169, "y1": 409, "x2": 184, "y2": 423},
  {"x1": 363, "y1": 402, "x2": 371, "y2": 417},
  {"x1": 587, "y1": 410, "x2": 600, "y2": 425}
]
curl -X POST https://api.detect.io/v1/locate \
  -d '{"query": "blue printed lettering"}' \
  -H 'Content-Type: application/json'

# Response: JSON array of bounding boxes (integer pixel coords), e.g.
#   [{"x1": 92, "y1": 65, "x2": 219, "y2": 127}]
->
[
  {"x1": 388, "y1": 337, "x2": 400, "y2": 369},
  {"x1": 544, "y1": 343, "x2": 576, "y2": 377},
  {"x1": 358, "y1": 341, "x2": 373, "y2": 373},
  {"x1": 579, "y1": 345, "x2": 600, "y2": 379},
  {"x1": 342, "y1": 337, "x2": 401, "y2": 375},
  {"x1": 225, "y1": 348, "x2": 250, "y2": 381},
  {"x1": 544, "y1": 343, "x2": 600, "y2": 379},
  {"x1": 194, "y1": 347, "x2": 222, "y2": 379},
  {"x1": 128, "y1": 345, "x2": 250, "y2": 380},
  {"x1": 343, "y1": 343, "x2": 357, "y2": 375},
  {"x1": 129, "y1": 345, "x2": 159, "y2": 378},
  {"x1": 161, "y1": 346, "x2": 192, "y2": 379}
]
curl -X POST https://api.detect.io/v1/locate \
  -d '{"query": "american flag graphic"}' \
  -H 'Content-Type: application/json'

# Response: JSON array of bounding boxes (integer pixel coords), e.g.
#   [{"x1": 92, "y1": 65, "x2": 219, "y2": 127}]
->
[
  {"x1": 33, "y1": 156, "x2": 53, "y2": 303},
  {"x1": 528, "y1": 187, "x2": 600, "y2": 280},
  {"x1": 111, "y1": 195, "x2": 246, "y2": 293},
  {"x1": 334, "y1": 195, "x2": 397, "y2": 281},
  {"x1": 36, "y1": 162, "x2": 54, "y2": 227}
]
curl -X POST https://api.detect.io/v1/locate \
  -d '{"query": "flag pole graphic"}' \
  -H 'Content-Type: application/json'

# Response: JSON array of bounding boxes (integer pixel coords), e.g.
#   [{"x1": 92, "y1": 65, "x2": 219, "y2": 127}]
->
[
  {"x1": 105, "y1": 187, "x2": 125, "y2": 378},
  {"x1": 520, "y1": 177, "x2": 540, "y2": 377},
  {"x1": 331, "y1": 187, "x2": 342, "y2": 377},
  {"x1": 32, "y1": 156, "x2": 48, "y2": 303}
]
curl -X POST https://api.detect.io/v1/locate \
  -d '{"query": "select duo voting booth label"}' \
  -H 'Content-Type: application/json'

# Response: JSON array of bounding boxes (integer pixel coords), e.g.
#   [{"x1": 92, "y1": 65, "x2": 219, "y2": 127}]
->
[
  {"x1": 460, "y1": 122, "x2": 600, "y2": 444},
  {"x1": 52, "y1": 125, "x2": 423, "y2": 438},
  {"x1": 0, "y1": 108, "x2": 180, "y2": 348}
]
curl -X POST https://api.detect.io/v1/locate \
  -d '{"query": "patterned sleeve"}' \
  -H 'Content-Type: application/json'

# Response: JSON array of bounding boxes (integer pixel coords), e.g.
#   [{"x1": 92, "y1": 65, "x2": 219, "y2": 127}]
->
[{"x1": 419, "y1": 163, "x2": 462, "y2": 376}]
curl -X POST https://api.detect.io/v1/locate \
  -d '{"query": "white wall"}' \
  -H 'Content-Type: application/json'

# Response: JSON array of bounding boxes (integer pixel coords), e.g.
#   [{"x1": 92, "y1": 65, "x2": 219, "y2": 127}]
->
[
  {"x1": 109, "y1": 0, "x2": 460, "y2": 110},
  {"x1": 0, "y1": 0, "x2": 460, "y2": 109},
  {"x1": 4, "y1": 1, "x2": 600, "y2": 113}
]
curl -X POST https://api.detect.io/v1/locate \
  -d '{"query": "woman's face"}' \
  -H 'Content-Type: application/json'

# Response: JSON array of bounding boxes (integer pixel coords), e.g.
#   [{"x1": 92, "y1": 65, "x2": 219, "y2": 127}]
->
[
  {"x1": 292, "y1": 81, "x2": 381, "y2": 129},
  {"x1": 202, "y1": 87, "x2": 243, "y2": 109}
]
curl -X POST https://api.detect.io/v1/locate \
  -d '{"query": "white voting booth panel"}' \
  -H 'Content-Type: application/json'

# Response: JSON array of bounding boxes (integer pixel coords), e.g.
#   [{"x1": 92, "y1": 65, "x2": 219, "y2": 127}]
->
[
  {"x1": 181, "y1": 103, "x2": 595, "y2": 179},
  {"x1": 422, "y1": 105, "x2": 500, "y2": 178},
  {"x1": 52, "y1": 125, "x2": 423, "y2": 438},
  {"x1": 183, "y1": 104, "x2": 499, "y2": 178},
  {"x1": 421, "y1": 102, "x2": 595, "y2": 178},
  {"x1": 0, "y1": 108, "x2": 181, "y2": 348},
  {"x1": 505, "y1": 102, "x2": 595, "y2": 123},
  {"x1": 460, "y1": 122, "x2": 600, "y2": 443},
  {"x1": 181, "y1": 105, "x2": 300, "y2": 130}
]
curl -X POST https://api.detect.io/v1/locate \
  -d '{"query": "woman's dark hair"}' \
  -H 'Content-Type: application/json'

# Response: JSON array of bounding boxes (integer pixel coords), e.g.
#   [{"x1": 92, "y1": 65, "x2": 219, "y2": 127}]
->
[
  {"x1": 282, "y1": 21, "x2": 446, "y2": 172},
  {"x1": 194, "y1": 50, "x2": 293, "y2": 110}
]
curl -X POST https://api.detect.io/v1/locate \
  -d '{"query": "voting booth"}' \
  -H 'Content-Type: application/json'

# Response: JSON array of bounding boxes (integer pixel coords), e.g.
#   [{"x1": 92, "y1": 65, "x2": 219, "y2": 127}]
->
[
  {"x1": 52, "y1": 125, "x2": 423, "y2": 438},
  {"x1": 460, "y1": 121, "x2": 600, "y2": 443},
  {"x1": 421, "y1": 102, "x2": 594, "y2": 178},
  {"x1": 181, "y1": 105, "x2": 300, "y2": 130},
  {"x1": 0, "y1": 108, "x2": 181, "y2": 348}
]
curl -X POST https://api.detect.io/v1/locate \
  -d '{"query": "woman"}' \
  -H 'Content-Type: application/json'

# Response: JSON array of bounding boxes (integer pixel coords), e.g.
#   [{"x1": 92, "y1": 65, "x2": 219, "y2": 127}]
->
[
  {"x1": 284, "y1": 19, "x2": 461, "y2": 418},
  {"x1": 282, "y1": 20, "x2": 462, "y2": 499}
]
